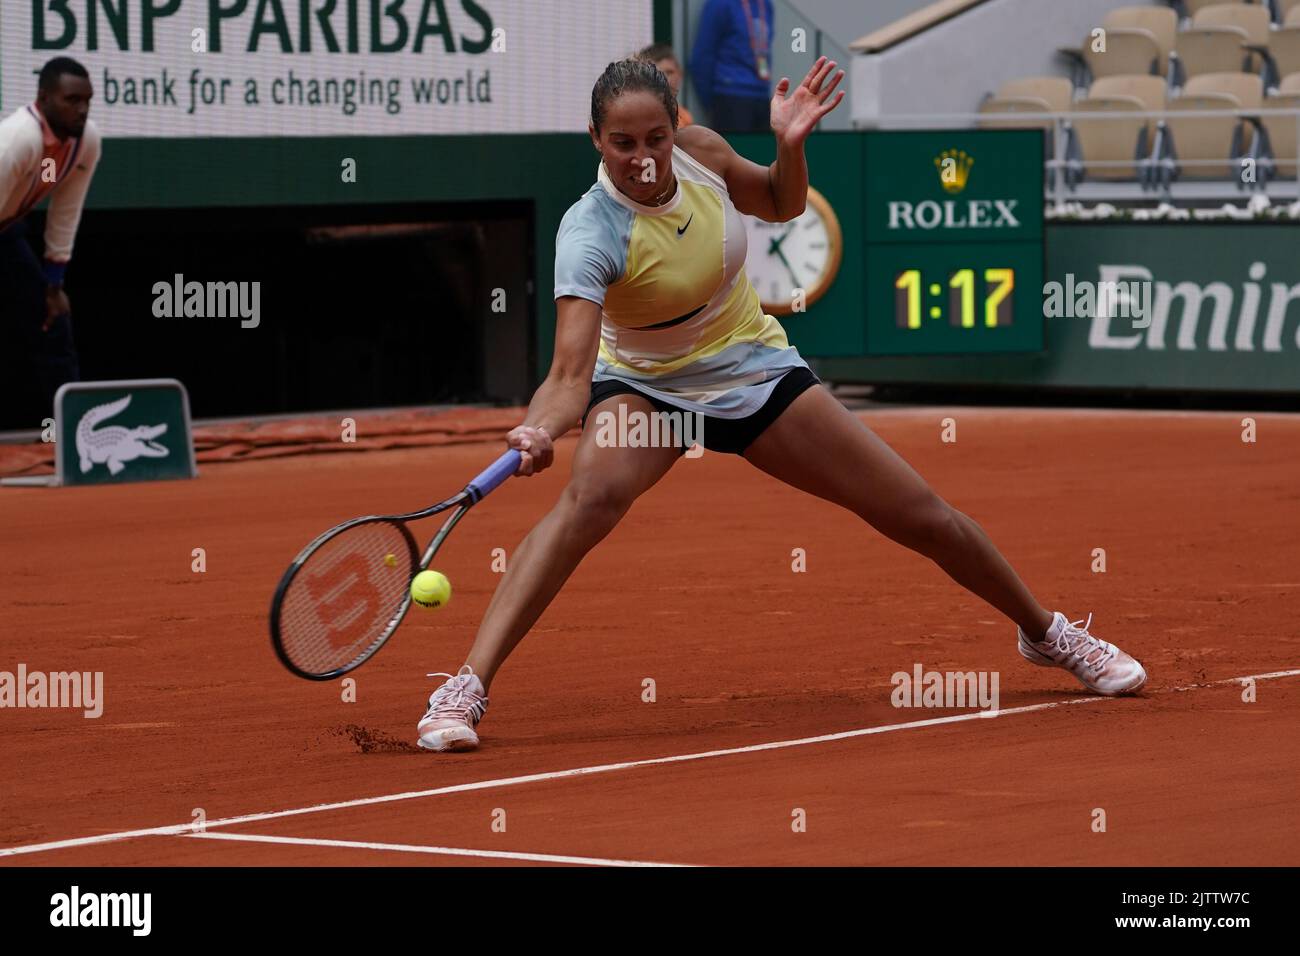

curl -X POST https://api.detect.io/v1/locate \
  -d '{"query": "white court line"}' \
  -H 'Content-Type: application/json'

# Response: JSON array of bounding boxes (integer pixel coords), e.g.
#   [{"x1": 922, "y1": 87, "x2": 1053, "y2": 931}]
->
[
  {"x1": 3, "y1": 668, "x2": 1297, "y2": 860},
  {"x1": 183, "y1": 831, "x2": 692, "y2": 867}
]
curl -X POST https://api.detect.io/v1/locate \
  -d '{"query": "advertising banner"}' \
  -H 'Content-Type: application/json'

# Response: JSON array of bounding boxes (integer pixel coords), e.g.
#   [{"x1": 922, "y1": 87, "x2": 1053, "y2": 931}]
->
[{"x1": 2, "y1": 1, "x2": 652, "y2": 136}]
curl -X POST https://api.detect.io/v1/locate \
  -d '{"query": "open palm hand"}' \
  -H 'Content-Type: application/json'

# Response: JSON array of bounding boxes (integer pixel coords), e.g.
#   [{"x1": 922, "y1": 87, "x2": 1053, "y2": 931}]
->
[{"x1": 770, "y1": 56, "x2": 846, "y2": 147}]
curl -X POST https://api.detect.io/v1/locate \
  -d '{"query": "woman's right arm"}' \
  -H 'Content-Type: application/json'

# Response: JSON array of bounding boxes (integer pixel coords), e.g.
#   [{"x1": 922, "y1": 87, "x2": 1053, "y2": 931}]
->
[{"x1": 506, "y1": 295, "x2": 602, "y2": 476}]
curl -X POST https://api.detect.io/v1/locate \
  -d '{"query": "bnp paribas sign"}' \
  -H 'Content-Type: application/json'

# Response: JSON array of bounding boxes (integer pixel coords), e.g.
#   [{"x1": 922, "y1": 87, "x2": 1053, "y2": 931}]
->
[{"x1": 2, "y1": 1, "x2": 652, "y2": 137}]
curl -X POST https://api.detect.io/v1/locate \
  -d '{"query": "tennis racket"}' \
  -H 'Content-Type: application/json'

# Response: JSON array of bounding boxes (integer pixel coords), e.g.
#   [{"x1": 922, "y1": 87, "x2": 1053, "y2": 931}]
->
[{"x1": 270, "y1": 448, "x2": 521, "y2": 681}]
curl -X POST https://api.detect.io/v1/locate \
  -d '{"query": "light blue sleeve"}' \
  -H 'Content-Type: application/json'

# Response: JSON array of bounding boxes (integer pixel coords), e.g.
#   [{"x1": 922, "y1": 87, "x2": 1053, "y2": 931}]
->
[{"x1": 553, "y1": 193, "x2": 632, "y2": 306}]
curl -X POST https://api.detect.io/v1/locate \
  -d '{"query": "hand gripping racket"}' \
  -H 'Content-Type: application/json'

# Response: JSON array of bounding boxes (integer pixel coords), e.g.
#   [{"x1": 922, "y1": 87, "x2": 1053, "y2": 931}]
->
[{"x1": 270, "y1": 449, "x2": 521, "y2": 680}]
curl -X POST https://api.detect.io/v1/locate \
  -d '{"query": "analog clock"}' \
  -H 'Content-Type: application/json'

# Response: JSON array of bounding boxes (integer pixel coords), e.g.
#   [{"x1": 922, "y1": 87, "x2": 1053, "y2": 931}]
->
[{"x1": 742, "y1": 185, "x2": 843, "y2": 316}]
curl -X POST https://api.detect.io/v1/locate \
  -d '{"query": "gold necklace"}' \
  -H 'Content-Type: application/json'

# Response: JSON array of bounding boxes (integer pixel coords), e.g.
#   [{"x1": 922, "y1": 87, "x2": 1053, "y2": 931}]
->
[
  {"x1": 647, "y1": 174, "x2": 676, "y2": 206},
  {"x1": 603, "y1": 158, "x2": 675, "y2": 206}
]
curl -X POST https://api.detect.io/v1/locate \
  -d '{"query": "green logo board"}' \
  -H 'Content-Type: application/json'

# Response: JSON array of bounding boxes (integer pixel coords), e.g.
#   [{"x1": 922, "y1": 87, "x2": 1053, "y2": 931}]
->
[{"x1": 55, "y1": 379, "x2": 197, "y2": 486}]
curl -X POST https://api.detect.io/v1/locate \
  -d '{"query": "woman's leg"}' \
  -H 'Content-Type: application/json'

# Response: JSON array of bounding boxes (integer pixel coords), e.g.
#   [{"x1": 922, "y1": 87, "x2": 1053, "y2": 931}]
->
[
  {"x1": 742, "y1": 385, "x2": 1055, "y2": 638},
  {"x1": 464, "y1": 393, "x2": 682, "y2": 689}
]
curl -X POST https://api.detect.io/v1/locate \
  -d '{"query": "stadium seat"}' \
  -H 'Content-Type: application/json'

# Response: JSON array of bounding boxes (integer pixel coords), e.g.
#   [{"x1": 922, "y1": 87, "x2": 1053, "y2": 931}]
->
[
  {"x1": 1090, "y1": 74, "x2": 1170, "y2": 111},
  {"x1": 978, "y1": 96, "x2": 1054, "y2": 130},
  {"x1": 1194, "y1": 3, "x2": 1272, "y2": 46},
  {"x1": 996, "y1": 76, "x2": 1074, "y2": 111},
  {"x1": 1260, "y1": 91, "x2": 1300, "y2": 178},
  {"x1": 1177, "y1": 0, "x2": 1254, "y2": 17},
  {"x1": 1283, "y1": 71, "x2": 1300, "y2": 89},
  {"x1": 1066, "y1": 95, "x2": 1157, "y2": 184},
  {"x1": 1260, "y1": 27, "x2": 1300, "y2": 88},
  {"x1": 979, "y1": 78, "x2": 1071, "y2": 154},
  {"x1": 1186, "y1": 70, "x2": 1265, "y2": 107},
  {"x1": 1199, "y1": 2, "x2": 1276, "y2": 79},
  {"x1": 1078, "y1": 75, "x2": 1169, "y2": 185},
  {"x1": 1084, "y1": 28, "x2": 1165, "y2": 79},
  {"x1": 1106, "y1": 6, "x2": 1179, "y2": 75},
  {"x1": 1162, "y1": 94, "x2": 1250, "y2": 178},
  {"x1": 1279, "y1": 0, "x2": 1300, "y2": 26},
  {"x1": 1288, "y1": 4, "x2": 1300, "y2": 27},
  {"x1": 1159, "y1": 73, "x2": 1264, "y2": 181},
  {"x1": 1173, "y1": 25, "x2": 1254, "y2": 81}
]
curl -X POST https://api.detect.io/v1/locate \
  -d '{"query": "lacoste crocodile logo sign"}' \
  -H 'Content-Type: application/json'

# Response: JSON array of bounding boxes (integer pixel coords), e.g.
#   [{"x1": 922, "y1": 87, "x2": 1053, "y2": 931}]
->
[{"x1": 75, "y1": 395, "x2": 170, "y2": 476}]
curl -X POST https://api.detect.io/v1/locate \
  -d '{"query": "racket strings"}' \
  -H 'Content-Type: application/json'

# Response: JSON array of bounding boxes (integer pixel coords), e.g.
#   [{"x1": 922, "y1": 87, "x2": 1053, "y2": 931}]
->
[{"x1": 277, "y1": 520, "x2": 416, "y2": 676}]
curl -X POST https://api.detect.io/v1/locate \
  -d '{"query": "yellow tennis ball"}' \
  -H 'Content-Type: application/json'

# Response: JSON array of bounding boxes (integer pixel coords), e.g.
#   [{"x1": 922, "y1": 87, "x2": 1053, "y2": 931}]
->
[{"x1": 410, "y1": 570, "x2": 451, "y2": 609}]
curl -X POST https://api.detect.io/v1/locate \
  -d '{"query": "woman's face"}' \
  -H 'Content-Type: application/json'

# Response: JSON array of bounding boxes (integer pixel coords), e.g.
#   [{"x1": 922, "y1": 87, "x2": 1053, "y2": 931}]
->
[{"x1": 592, "y1": 90, "x2": 675, "y2": 204}]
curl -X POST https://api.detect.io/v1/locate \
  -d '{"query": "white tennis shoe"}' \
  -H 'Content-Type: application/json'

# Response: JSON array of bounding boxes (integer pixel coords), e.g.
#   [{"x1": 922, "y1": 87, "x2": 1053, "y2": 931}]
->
[
  {"x1": 1018, "y1": 612, "x2": 1147, "y2": 696},
  {"x1": 417, "y1": 665, "x2": 489, "y2": 752}
]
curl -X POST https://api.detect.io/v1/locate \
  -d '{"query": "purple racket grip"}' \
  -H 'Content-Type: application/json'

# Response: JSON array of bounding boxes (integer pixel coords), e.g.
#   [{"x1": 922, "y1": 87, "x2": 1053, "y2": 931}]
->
[{"x1": 466, "y1": 449, "x2": 522, "y2": 503}]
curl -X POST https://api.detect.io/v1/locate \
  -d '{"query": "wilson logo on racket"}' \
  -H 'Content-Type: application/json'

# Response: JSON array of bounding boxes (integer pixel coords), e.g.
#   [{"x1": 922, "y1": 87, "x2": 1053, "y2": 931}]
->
[{"x1": 303, "y1": 554, "x2": 382, "y2": 649}]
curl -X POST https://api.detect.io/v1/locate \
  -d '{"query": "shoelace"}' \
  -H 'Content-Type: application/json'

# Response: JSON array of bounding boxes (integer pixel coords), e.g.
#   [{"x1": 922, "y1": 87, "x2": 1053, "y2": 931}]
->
[
  {"x1": 422, "y1": 672, "x2": 487, "y2": 723},
  {"x1": 1051, "y1": 614, "x2": 1117, "y2": 673}
]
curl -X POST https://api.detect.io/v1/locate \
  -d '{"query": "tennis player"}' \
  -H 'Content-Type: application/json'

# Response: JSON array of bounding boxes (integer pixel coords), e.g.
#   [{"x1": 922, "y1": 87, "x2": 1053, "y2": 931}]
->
[{"x1": 417, "y1": 57, "x2": 1146, "y2": 752}]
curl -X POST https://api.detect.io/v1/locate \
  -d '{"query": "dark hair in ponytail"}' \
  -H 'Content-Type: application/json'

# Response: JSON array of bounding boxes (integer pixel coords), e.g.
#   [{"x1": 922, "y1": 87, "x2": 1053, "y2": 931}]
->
[{"x1": 590, "y1": 57, "x2": 678, "y2": 134}]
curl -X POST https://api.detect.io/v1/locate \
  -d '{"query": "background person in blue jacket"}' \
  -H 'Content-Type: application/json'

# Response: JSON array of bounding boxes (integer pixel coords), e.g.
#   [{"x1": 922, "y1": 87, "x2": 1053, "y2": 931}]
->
[{"x1": 690, "y1": 0, "x2": 774, "y2": 133}]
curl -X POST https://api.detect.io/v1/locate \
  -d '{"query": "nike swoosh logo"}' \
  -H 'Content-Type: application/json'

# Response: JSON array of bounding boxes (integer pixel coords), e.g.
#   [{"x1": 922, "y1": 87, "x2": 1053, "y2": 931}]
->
[{"x1": 677, "y1": 214, "x2": 693, "y2": 237}]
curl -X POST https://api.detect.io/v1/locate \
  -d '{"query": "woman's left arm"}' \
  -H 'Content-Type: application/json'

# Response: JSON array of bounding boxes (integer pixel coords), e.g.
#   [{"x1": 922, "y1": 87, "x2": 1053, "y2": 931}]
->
[{"x1": 678, "y1": 57, "x2": 844, "y2": 223}]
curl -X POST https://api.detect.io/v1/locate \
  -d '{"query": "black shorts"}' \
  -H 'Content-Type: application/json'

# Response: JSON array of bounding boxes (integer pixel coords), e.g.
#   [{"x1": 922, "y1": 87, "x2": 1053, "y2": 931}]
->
[{"x1": 581, "y1": 366, "x2": 821, "y2": 456}]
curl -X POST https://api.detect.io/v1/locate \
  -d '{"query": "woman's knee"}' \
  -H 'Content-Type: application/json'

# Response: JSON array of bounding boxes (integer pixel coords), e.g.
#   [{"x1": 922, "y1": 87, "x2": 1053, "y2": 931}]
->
[
  {"x1": 885, "y1": 494, "x2": 963, "y2": 554},
  {"x1": 560, "y1": 477, "x2": 635, "y2": 538}
]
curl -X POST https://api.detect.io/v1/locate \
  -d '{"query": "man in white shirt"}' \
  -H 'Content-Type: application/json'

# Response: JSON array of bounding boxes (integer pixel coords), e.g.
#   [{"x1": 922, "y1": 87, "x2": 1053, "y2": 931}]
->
[{"x1": 0, "y1": 57, "x2": 101, "y2": 427}]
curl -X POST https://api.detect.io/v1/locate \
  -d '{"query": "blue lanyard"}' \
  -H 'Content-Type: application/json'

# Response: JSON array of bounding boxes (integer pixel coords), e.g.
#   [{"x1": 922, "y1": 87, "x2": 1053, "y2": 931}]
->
[{"x1": 738, "y1": 0, "x2": 770, "y2": 78}]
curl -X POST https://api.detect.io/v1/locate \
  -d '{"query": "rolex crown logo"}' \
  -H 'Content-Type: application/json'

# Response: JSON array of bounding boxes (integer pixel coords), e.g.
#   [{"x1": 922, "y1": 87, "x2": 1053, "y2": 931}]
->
[{"x1": 934, "y1": 149, "x2": 974, "y2": 194}]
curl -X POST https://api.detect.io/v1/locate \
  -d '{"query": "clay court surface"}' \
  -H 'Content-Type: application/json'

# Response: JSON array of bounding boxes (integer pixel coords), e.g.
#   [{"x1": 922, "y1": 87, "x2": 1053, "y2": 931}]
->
[{"x1": 2, "y1": 406, "x2": 1298, "y2": 867}]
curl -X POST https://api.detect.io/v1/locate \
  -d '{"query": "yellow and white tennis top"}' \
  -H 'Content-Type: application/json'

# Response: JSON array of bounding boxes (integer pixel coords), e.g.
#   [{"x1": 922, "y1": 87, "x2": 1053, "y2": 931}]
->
[{"x1": 554, "y1": 144, "x2": 807, "y2": 418}]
